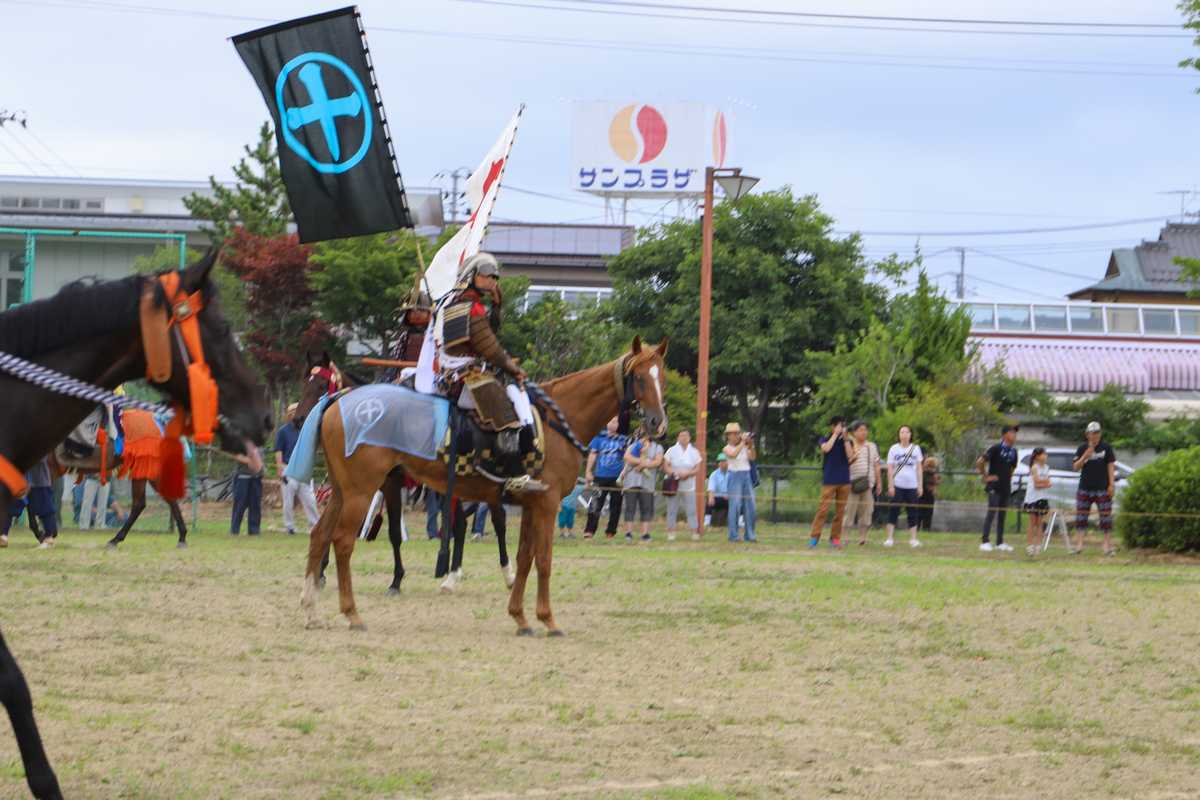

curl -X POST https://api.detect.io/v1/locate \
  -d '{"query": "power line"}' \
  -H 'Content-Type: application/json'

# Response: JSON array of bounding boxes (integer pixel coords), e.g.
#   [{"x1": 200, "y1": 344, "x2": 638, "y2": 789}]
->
[
  {"x1": 967, "y1": 249, "x2": 1096, "y2": 280},
  {"x1": 17, "y1": 125, "x2": 80, "y2": 177},
  {"x1": 543, "y1": 0, "x2": 1183, "y2": 29},
  {"x1": 454, "y1": 0, "x2": 1194, "y2": 39},
  {"x1": 4, "y1": 0, "x2": 1190, "y2": 79},
  {"x1": 843, "y1": 207, "x2": 1160, "y2": 221},
  {"x1": 843, "y1": 216, "x2": 1169, "y2": 237},
  {"x1": 0, "y1": 136, "x2": 34, "y2": 174},
  {"x1": 964, "y1": 273, "x2": 1064, "y2": 300},
  {"x1": 0, "y1": 127, "x2": 60, "y2": 176}
]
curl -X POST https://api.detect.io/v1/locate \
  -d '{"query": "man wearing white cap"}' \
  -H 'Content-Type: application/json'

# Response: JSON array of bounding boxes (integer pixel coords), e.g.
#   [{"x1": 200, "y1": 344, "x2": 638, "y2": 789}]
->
[
  {"x1": 276, "y1": 403, "x2": 318, "y2": 535},
  {"x1": 1072, "y1": 421, "x2": 1117, "y2": 556}
]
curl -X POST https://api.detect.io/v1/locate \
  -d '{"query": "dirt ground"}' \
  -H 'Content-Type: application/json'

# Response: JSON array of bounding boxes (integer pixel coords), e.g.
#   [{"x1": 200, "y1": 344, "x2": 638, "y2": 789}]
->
[{"x1": 2, "y1": 507, "x2": 1199, "y2": 799}]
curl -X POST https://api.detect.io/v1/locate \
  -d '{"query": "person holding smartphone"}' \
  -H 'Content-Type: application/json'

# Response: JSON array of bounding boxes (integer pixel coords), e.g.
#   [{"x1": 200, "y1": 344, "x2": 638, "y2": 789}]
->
[
  {"x1": 722, "y1": 422, "x2": 757, "y2": 543},
  {"x1": 810, "y1": 415, "x2": 853, "y2": 549},
  {"x1": 1072, "y1": 421, "x2": 1117, "y2": 556}
]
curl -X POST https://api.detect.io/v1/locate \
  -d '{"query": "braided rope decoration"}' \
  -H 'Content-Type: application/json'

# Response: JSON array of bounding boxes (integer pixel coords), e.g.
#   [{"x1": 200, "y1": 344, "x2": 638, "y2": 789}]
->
[
  {"x1": 0, "y1": 349, "x2": 179, "y2": 422},
  {"x1": 526, "y1": 381, "x2": 589, "y2": 454}
]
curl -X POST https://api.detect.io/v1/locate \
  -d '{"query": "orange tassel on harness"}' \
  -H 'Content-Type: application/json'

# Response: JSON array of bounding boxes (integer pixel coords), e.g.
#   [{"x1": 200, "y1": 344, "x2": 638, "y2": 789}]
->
[{"x1": 139, "y1": 271, "x2": 220, "y2": 501}]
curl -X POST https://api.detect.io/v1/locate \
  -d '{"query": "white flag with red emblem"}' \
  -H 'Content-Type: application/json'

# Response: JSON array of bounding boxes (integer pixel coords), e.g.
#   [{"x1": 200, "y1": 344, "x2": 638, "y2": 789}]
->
[{"x1": 424, "y1": 105, "x2": 524, "y2": 300}]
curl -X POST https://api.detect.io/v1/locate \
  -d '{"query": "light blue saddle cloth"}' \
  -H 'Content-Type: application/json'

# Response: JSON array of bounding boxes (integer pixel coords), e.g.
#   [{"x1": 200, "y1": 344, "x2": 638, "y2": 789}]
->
[
  {"x1": 285, "y1": 385, "x2": 450, "y2": 483},
  {"x1": 339, "y1": 384, "x2": 450, "y2": 461}
]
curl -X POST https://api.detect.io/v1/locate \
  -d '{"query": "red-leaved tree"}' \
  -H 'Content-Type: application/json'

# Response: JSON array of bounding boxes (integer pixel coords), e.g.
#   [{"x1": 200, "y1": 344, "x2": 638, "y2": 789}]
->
[{"x1": 221, "y1": 228, "x2": 335, "y2": 417}]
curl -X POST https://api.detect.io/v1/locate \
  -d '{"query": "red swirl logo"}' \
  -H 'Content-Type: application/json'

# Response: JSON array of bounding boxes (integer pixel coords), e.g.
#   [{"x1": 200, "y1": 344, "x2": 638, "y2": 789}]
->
[{"x1": 608, "y1": 104, "x2": 668, "y2": 164}]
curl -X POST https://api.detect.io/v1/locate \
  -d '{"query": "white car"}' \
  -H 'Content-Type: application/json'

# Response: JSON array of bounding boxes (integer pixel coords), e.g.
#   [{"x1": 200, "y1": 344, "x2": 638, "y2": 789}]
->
[{"x1": 1010, "y1": 447, "x2": 1134, "y2": 510}]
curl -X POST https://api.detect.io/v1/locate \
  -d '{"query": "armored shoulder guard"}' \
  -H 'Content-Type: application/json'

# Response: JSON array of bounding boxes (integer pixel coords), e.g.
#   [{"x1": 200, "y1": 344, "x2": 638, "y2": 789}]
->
[{"x1": 441, "y1": 301, "x2": 474, "y2": 349}]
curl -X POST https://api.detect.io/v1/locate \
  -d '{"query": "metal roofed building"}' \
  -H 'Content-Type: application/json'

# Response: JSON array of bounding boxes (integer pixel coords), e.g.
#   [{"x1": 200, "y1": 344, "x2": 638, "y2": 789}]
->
[
  {"x1": 964, "y1": 299, "x2": 1200, "y2": 419},
  {"x1": 1067, "y1": 223, "x2": 1200, "y2": 305},
  {"x1": 482, "y1": 222, "x2": 634, "y2": 309}
]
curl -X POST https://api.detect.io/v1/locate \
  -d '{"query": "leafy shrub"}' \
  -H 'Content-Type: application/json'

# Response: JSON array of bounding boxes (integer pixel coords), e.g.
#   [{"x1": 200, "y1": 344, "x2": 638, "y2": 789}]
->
[
  {"x1": 1052, "y1": 384, "x2": 1149, "y2": 440},
  {"x1": 1118, "y1": 446, "x2": 1200, "y2": 552},
  {"x1": 1116, "y1": 415, "x2": 1200, "y2": 453}
]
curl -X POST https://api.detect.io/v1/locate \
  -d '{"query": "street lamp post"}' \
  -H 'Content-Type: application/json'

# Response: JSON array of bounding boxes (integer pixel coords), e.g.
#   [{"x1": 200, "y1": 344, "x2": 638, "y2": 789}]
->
[{"x1": 695, "y1": 166, "x2": 758, "y2": 537}]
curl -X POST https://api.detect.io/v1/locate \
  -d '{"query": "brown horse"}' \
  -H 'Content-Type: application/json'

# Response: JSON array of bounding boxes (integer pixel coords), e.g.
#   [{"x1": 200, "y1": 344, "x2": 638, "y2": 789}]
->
[
  {"x1": 300, "y1": 337, "x2": 669, "y2": 634},
  {"x1": 293, "y1": 355, "x2": 516, "y2": 595},
  {"x1": 53, "y1": 408, "x2": 191, "y2": 548}
]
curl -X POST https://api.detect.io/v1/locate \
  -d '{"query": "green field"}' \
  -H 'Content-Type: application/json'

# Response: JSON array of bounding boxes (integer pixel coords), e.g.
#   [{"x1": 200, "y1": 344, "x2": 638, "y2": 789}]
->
[{"x1": 2, "y1": 510, "x2": 1199, "y2": 799}]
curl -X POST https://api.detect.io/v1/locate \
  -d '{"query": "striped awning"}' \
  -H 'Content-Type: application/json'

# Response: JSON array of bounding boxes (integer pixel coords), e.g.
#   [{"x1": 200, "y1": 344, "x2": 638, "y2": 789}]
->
[{"x1": 976, "y1": 339, "x2": 1200, "y2": 394}]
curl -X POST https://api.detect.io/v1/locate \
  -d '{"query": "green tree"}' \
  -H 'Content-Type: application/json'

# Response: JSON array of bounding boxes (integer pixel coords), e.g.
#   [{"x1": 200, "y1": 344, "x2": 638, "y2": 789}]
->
[
  {"x1": 1181, "y1": 0, "x2": 1200, "y2": 88},
  {"x1": 221, "y1": 229, "x2": 335, "y2": 419},
  {"x1": 309, "y1": 229, "x2": 441, "y2": 357},
  {"x1": 875, "y1": 378, "x2": 1003, "y2": 465},
  {"x1": 502, "y1": 296, "x2": 633, "y2": 381},
  {"x1": 132, "y1": 244, "x2": 250, "y2": 334},
  {"x1": 980, "y1": 369, "x2": 1056, "y2": 417},
  {"x1": 806, "y1": 318, "x2": 915, "y2": 426},
  {"x1": 1053, "y1": 384, "x2": 1149, "y2": 439},
  {"x1": 1116, "y1": 415, "x2": 1200, "y2": 452},
  {"x1": 805, "y1": 270, "x2": 974, "y2": 447},
  {"x1": 607, "y1": 189, "x2": 896, "y2": 458},
  {"x1": 184, "y1": 122, "x2": 291, "y2": 244},
  {"x1": 889, "y1": 270, "x2": 973, "y2": 387}
]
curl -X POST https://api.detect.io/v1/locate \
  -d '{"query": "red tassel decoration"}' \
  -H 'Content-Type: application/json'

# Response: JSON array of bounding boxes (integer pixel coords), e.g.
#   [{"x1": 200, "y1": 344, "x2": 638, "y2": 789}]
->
[
  {"x1": 156, "y1": 406, "x2": 188, "y2": 502},
  {"x1": 96, "y1": 427, "x2": 108, "y2": 486},
  {"x1": 157, "y1": 436, "x2": 186, "y2": 502}
]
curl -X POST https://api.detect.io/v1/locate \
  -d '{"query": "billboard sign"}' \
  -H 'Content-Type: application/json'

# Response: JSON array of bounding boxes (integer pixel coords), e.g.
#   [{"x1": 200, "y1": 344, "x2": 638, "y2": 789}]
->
[{"x1": 571, "y1": 102, "x2": 729, "y2": 197}]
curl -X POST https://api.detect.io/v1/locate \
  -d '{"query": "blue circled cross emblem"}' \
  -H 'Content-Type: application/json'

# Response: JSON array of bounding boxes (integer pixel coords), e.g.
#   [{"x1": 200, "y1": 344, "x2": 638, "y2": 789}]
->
[{"x1": 274, "y1": 51, "x2": 373, "y2": 174}]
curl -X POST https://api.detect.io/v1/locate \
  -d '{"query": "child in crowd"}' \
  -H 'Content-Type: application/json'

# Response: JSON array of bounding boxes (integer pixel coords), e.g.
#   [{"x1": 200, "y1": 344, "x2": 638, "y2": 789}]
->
[
  {"x1": 1023, "y1": 447, "x2": 1052, "y2": 557},
  {"x1": 558, "y1": 479, "x2": 586, "y2": 538}
]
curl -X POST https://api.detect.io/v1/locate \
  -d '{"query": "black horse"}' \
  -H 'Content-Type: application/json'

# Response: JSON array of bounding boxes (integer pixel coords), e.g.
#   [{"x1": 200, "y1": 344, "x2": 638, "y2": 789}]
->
[
  {"x1": 293, "y1": 353, "x2": 515, "y2": 596},
  {"x1": 0, "y1": 251, "x2": 270, "y2": 799}
]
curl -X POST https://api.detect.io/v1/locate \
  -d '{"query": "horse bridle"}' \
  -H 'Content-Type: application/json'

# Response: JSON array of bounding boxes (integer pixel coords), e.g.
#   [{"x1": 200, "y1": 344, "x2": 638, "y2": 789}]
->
[{"x1": 140, "y1": 272, "x2": 219, "y2": 446}]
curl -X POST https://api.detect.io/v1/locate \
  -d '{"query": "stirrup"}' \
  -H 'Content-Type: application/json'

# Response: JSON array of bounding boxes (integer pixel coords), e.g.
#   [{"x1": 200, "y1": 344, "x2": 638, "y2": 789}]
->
[{"x1": 503, "y1": 475, "x2": 547, "y2": 495}]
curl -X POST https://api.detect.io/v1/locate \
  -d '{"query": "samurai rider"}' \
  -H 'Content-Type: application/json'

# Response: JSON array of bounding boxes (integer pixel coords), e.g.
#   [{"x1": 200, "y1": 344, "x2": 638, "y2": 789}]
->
[
  {"x1": 383, "y1": 275, "x2": 433, "y2": 385},
  {"x1": 433, "y1": 252, "x2": 546, "y2": 495}
]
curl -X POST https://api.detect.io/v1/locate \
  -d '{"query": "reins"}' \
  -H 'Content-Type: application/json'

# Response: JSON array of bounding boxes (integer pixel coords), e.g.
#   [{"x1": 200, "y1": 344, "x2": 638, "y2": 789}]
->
[{"x1": 527, "y1": 353, "x2": 638, "y2": 456}]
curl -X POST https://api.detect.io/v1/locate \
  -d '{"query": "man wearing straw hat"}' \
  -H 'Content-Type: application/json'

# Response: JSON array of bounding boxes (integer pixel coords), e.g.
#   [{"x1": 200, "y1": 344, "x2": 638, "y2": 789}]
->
[{"x1": 275, "y1": 402, "x2": 319, "y2": 535}]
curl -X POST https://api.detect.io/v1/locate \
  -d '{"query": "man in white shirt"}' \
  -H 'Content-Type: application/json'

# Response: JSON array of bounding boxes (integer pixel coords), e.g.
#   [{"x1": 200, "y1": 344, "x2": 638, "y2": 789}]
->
[{"x1": 663, "y1": 429, "x2": 703, "y2": 541}]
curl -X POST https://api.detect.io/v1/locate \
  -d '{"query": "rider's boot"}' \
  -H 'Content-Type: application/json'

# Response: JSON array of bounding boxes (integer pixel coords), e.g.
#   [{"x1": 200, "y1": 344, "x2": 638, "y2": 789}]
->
[{"x1": 501, "y1": 425, "x2": 547, "y2": 495}]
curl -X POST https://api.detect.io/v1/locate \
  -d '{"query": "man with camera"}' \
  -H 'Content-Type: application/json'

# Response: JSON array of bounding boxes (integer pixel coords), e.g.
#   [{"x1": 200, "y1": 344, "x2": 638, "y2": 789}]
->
[{"x1": 810, "y1": 415, "x2": 853, "y2": 549}]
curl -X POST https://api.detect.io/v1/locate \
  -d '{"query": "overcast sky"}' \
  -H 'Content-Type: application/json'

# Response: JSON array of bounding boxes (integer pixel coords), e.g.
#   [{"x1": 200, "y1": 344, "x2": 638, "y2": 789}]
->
[{"x1": 4, "y1": 0, "x2": 1198, "y2": 301}]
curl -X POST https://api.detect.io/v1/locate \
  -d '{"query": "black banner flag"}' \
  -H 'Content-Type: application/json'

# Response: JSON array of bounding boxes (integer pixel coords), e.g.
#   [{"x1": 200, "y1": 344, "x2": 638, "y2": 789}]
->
[{"x1": 233, "y1": 7, "x2": 411, "y2": 242}]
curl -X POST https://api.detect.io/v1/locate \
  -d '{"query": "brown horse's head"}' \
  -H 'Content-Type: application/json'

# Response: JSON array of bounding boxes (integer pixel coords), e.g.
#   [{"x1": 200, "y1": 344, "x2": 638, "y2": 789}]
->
[
  {"x1": 154, "y1": 251, "x2": 271, "y2": 456},
  {"x1": 624, "y1": 336, "x2": 670, "y2": 440}
]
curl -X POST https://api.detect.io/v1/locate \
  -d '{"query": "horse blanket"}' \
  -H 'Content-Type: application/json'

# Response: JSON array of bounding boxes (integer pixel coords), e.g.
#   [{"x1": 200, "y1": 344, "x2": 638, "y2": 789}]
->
[{"x1": 285, "y1": 385, "x2": 450, "y2": 484}]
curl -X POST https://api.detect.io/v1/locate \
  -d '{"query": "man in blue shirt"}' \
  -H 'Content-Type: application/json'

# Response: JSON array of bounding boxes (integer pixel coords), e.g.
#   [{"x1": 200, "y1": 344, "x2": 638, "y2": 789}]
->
[
  {"x1": 810, "y1": 415, "x2": 852, "y2": 549},
  {"x1": 706, "y1": 453, "x2": 730, "y2": 528},
  {"x1": 275, "y1": 403, "x2": 319, "y2": 536},
  {"x1": 583, "y1": 417, "x2": 629, "y2": 538}
]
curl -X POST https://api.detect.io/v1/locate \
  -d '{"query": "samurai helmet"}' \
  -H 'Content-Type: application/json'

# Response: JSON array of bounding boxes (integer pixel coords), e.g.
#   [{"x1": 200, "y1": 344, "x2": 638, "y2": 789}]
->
[
  {"x1": 399, "y1": 274, "x2": 433, "y2": 314},
  {"x1": 456, "y1": 252, "x2": 501, "y2": 287}
]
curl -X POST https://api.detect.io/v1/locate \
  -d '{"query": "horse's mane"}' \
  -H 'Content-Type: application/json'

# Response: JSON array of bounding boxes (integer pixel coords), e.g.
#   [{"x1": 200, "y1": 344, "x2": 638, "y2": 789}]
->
[
  {"x1": 538, "y1": 345, "x2": 660, "y2": 394},
  {"x1": 0, "y1": 273, "x2": 144, "y2": 358}
]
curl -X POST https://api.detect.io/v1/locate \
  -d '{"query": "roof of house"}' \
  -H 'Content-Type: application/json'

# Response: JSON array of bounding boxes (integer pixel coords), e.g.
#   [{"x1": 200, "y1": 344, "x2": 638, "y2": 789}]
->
[
  {"x1": 976, "y1": 339, "x2": 1200, "y2": 394},
  {"x1": 1068, "y1": 223, "x2": 1200, "y2": 298}
]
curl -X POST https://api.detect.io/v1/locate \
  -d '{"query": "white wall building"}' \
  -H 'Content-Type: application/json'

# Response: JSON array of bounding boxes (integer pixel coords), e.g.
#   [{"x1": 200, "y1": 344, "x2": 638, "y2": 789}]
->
[{"x1": 0, "y1": 175, "x2": 445, "y2": 308}]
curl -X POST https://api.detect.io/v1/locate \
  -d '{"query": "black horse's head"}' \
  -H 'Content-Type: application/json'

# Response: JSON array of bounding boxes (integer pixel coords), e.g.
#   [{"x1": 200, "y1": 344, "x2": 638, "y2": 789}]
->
[{"x1": 150, "y1": 250, "x2": 271, "y2": 464}]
